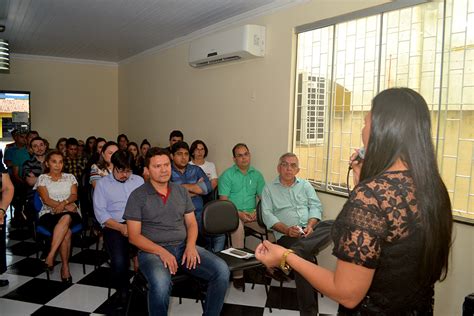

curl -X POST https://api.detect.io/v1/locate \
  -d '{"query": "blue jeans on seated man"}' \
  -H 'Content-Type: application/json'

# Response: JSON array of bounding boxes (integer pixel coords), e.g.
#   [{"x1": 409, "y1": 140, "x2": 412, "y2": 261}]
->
[{"x1": 138, "y1": 242, "x2": 230, "y2": 316}]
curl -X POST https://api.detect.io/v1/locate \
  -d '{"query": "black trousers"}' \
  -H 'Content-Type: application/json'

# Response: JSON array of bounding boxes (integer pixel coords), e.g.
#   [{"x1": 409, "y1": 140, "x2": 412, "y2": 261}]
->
[
  {"x1": 277, "y1": 220, "x2": 334, "y2": 316},
  {"x1": 103, "y1": 227, "x2": 131, "y2": 293}
]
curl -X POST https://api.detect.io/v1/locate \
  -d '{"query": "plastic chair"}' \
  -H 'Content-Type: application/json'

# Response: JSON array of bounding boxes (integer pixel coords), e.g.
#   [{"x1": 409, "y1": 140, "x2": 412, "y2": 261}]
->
[
  {"x1": 32, "y1": 191, "x2": 86, "y2": 279},
  {"x1": 202, "y1": 200, "x2": 272, "y2": 311}
]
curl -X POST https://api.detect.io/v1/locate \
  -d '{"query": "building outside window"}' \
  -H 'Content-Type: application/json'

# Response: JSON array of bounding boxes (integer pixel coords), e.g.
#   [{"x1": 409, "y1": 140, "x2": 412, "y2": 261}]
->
[{"x1": 293, "y1": 0, "x2": 474, "y2": 221}]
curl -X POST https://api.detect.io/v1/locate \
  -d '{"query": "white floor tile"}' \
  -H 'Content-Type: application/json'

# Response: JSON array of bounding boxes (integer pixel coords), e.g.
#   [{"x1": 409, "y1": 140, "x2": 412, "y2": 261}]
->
[
  {"x1": 318, "y1": 295, "x2": 339, "y2": 314},
  {"x1": 0, "y1": 273, "x2": 34, "y2": 297},
  {"x1": 270, "y1": 278, "x2": 296, "y2": 288},
  {"x1": 6, "y1": 254, "x2": 24, "y2": 266},
  {"x1": 224, "y1": 282, "x2": 267, "y2": 307},
  {"x1": 46, "y1": 283, "x2": 110, "y2": 312},
  {"x1": 263, "y1": 307, "x2": 300, "y2": 315},
  {"x1": 169, "y1": 297, "x2": 204, "y2": 316},
  {"x1": 0, "y1": 297, "x2": 42, "y2": 316}
]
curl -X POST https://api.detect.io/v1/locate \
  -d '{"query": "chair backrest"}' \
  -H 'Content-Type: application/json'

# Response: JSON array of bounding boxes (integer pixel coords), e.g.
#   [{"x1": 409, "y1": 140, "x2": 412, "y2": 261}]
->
[
  {"x1": 256, "y1": 200, "x2": 266, "y2": 229},
  {"x1": 33, "y1": 191, "x2": 43, "y2": 212},
  {"x1": 202, "y1": 200, "x2": 239, "y2": 235}
]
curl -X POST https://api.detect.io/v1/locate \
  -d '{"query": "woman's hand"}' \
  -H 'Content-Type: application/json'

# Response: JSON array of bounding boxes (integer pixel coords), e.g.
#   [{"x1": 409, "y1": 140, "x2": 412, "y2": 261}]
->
[
  {"x1": 349, "y1": 150, "x2": 364, "y2": 186},
  {"x1": 64, "y1": 203, "x2": 77, "y2": 212},
  {"x1": 53, "y1": 201, "x2": 66, "y2": 213},
  {"x1": 255, "y1": 240, "x2": 288, "y2": 268}
]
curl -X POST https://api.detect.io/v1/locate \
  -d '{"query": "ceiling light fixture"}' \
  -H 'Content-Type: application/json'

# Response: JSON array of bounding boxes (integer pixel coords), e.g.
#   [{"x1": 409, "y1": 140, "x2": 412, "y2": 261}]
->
[{"x1": 0, "y1": 39, "x2": 10, "y2": 73}]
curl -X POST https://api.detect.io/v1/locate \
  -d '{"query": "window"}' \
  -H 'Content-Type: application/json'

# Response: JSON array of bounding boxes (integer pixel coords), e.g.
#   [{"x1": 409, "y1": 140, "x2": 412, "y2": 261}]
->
[
  {"x1": 293, "y1": 0, "x2": 474, "y2": 221},
  {"x1": 0, "y1": 91, "x2": 31, "y2": 152}
]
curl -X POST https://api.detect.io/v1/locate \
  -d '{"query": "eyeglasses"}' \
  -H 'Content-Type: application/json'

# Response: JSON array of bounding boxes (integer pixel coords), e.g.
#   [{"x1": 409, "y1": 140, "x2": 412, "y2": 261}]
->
[
  {"x1": 235, "y1": 152, "x2": 250, "y2": 158},
  {"x1": 280, "y1": 162, "x2": 298, "y2": 169},
  {"x1": 114, "y1": 168, "x2": 132, "y2": 175}
]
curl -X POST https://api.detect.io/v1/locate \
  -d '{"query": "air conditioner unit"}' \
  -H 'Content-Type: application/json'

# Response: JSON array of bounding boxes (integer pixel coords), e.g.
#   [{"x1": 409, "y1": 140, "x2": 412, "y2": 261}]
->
[{"x1": 188, "y1": 24, "x2": 265, "y2": 68}]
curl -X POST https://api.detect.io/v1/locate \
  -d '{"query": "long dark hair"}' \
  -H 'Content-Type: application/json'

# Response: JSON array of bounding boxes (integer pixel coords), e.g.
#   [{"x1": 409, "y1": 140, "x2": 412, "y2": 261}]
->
[
  {"x1": 360, "y1": 87, "x2": 452, "y2": 284},
  {"x1": 96, "y1": 141, "x2": 118, "y2": 170}
]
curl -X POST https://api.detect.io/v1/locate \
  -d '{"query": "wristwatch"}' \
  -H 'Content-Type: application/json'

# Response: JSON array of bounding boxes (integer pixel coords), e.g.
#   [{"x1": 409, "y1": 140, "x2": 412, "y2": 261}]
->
[{"x1": 279, "y1": 249, "x2": 294, "y2": 275}]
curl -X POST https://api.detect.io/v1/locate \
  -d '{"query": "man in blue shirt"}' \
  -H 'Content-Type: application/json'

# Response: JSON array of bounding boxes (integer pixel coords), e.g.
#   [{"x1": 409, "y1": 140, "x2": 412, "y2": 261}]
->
[
  {"x1": 170, "y1": 141, "x2": 225, "y2": 252},
  {"x1": 93, "y1": 150, "x2": 144, "y2": 308},
  {"x1": 262, "y1": 152, "x2": 330, "y2": 316}
]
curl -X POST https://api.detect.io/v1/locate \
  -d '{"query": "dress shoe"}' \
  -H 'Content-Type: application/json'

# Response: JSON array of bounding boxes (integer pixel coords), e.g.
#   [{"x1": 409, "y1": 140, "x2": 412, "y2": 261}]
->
[
  {"x1": 61, "y1": 276, "x2": 73, "y2": 284},
  {"x1": 0, "y1": 279, "x2": 9, "y2": 287},
  {"x1": 233, "y1": 277, "x2": 245, "y2": 290}
]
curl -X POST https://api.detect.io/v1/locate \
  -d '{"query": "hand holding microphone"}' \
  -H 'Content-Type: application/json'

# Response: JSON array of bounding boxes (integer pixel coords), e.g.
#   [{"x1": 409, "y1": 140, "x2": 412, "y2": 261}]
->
[{"x1": 349, "y1": 147, "x2": 365, "y2": 187}]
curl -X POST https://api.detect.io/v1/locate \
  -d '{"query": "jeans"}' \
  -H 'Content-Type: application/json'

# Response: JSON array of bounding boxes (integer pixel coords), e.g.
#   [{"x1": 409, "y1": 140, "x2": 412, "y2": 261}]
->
[
  {"x1": 103, "y1": 227, "x2": 130, "y2": 293},
  {"x1": 138, "y1": 242, "x2": 230, "y2": 316},
  {"x1": 278, "y1": 220, "x2": 334, "y2": 316}
]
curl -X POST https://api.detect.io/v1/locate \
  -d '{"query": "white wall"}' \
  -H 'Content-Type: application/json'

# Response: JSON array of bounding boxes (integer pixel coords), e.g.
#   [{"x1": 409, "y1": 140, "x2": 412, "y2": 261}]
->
[{"x1": 0, "y1": 56, "x2": 119, "y2": 144}]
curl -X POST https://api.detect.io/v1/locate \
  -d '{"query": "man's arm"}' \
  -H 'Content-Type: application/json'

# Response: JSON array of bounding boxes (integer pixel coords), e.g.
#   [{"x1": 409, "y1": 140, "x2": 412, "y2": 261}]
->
[
  {"x1": 304, "y1": 181, "x2": 323, "y2": 235},
  {"x1": 127, "y1": 220, "x2": 179, "y2": 274},
  {"x1": 93, "y1": 183, "x2": 128, "y2": 236},
  {"x1": 182, "y1": 211, "x2": 200, "y2": 269}
]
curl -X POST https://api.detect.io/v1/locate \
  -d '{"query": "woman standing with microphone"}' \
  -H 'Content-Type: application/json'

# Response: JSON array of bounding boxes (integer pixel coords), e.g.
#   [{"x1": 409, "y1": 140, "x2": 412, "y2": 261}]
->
[{"x1": 256, "y1": 88, "x2": 453, "y2": 315}]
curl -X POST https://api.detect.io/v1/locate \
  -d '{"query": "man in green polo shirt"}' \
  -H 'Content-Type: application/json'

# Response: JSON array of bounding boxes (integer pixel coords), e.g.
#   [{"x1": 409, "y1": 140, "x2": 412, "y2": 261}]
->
[{"x1": 219, "y1": 143, "x2": 265, "y2": 290}]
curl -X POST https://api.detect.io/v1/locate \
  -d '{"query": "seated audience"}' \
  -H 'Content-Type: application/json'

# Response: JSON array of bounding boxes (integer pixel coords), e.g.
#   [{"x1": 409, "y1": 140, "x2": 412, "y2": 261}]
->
[
  {"x1": 166, "y1": 130, "x2": 183, "y2": 151},
  {"x1": 63, "y1": 138, "x2": 88, "y2": 182},
  {"x1": 127, "y1": 142, "x2": 143, "y2": 176},
  {"x1": 77, "y1": 140, "x2": 85, "y2": 158},
  {"x1": 22, "y1": 137, "x2": 47, "y2": 221},
  {"x1": 219, "y1": 143, "x2": 265, "y2": 289},
  {"x1": 55, "y1": 137, "x2": 67, "y2": 156},
  {"x1": 34, "y1": 150, "x2": 82, "y2": 283},
  {"x1": 9, "y1": 129, "x2": 30, "y2": 225},
  {"x1": 90, "y1": 141, "x2": 119, "y2": 188},
  {"x1": 124, "y1": 147, "x2": 229, "y2": 316},
  {"x1": 261, "y1": 152, "x2": 324, "y2": 315},
  {"x1": 255, "y1": 88, "x2": 453, "y2": 315},
  {"x1": 26, "y1": 130, "x2": 40, "y2": 154},
  {"x1": 93, "y1": 150, "x2": 144, "y2": 308},
  {"x1": 117, "y1": 134, "x2": 129, "y2": 151},
  {"x1": 189, "y1": 140, "x2": 218, "y2": 191},
  {"x1": 84, "y1": 136, "x2": 96, "y2": 161},
  {"x1": 170, "y1": 142, "x2": 224, "y2": 252},
  {"x1": 1, "y1": 168, "x2": 14, "y2": 287}
]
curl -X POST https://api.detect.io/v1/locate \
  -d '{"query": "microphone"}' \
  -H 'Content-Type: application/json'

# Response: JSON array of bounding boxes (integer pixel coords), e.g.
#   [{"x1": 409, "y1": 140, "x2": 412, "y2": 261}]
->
[
  {"x1": 353, "y1": 147, "x2": 365, "y2": 162},
  {"x1": 349, "y1": 147, "x2": 365, "y2": 170}
]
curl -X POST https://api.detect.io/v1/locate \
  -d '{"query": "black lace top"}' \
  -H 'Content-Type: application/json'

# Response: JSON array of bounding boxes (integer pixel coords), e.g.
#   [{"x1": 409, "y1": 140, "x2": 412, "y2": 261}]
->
[{"x1": 332, "y1": 171, "x2": 434, "y2": 315}]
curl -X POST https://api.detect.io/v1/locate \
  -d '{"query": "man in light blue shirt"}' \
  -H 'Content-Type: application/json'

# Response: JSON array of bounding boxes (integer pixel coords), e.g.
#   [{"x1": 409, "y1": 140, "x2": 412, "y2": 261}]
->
[
  {"x1": 261, "y1": 152, "x2": 323, "y2": 316},
  {"x1": 93, "y1": 150, "x2": 144, "y2": 309}
]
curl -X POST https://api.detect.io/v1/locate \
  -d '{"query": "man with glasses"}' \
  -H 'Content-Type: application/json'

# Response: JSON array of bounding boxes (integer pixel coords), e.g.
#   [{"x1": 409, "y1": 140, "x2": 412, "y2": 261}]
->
[
  {"x1": 219, "y1": 143, "x2": 265, "y2": 290},
  {"x1": 93, "y1": 150, "x2": 144, "y2": 309},
  {"x1": 261, "y1": 152, "x2": 325, "y2": 316}
]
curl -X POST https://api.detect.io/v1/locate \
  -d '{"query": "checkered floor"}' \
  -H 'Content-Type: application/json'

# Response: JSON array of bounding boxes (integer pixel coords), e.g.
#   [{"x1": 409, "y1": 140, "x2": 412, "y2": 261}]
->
[{"x1": 1, "y1": 222, "x2": 339, "y2": 315}]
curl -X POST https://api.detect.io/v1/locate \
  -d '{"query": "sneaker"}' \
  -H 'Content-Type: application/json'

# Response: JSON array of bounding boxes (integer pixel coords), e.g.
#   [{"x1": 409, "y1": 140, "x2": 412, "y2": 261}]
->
[{"x1": 232, "y1": 277, "x2": 245, "y2": 290}]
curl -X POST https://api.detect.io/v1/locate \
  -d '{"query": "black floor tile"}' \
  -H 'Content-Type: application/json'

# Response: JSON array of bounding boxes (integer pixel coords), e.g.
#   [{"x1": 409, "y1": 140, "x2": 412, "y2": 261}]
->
[
  {"x1": 221, "y1": 303, "x2": 264, "y2": 316},
  {"x1": 265, "y1": 285, "x2": 299, "y2": 310},
  {"x1": 6, "y1": 241, "x2": 39, "y2": 257},
  {"x1": 76, "y1": 266, "x2": 133, "y2": 288},
  {"x1": 94, "y1": 292, "x2": 128, "y2": 316},
  {"x1": 70, "y1": 248, "x2": 109, "y2": 267},
  {"x1": 31, "y1": 305, "x2": 90, "y2": 316},
  {"x1": 7, "y1": 228, "x2": 34, "y2": 241},
  {"x1": 2, "y1": 278, "x2": 71, "y2": 304},
  {"x1": 7, "y1": 257, "x2": 46, "y2": 277}
]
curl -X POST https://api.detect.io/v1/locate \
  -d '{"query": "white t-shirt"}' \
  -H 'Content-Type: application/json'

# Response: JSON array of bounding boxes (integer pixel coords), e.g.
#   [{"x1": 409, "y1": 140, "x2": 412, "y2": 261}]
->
[
  {"x1": 189, "y1": 160, "x2": 217, "y2": 181},
  {"x1": 34, "y1": 173, "x2": 78, "y2": 217}
]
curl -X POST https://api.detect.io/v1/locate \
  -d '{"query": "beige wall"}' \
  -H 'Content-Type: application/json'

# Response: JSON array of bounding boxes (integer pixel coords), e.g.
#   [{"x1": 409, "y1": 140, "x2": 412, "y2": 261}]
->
[
  {"x1": 118, "y1": 0, "x2": 387, "y2": 179},
  {"x1": 0, "y1": 56, "x2": 118, "y2": 144}
]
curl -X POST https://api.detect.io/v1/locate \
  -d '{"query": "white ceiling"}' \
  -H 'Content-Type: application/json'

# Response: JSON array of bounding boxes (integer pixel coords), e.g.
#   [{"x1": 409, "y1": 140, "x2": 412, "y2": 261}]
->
[{"x1": 0, "y1": 0, "x2": 301, "y2": 63}]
